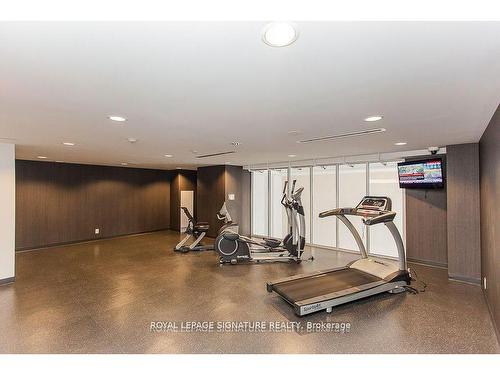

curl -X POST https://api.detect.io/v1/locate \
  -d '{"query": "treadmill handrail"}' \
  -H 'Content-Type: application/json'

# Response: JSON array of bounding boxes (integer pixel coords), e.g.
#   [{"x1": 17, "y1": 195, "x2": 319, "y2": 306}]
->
[
  {"x1": 363, "y1": 211, "x2": 396, "y2": 225},
  {"x1": 319, "y1": 207, "x2": 395, "y2": 220},
  {"x1": 384, "y1": 221, "x2": 406, "y2": 271},
  {"x1": 319, "y1": 207, "x2": 356, "y2": 217},
  {"x1": 336, "y1": 215, "x2": 368, "y2": 258}
]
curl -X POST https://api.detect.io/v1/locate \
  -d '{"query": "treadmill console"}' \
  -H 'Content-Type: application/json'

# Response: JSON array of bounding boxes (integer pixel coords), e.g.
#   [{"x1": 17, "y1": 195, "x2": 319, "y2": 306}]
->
[
  {"x1": 355, "y1": 196, "x2": 391, "y2": 216},
  {"x1": 318, "y1": 196, "x2": 395, "y2": 221}
]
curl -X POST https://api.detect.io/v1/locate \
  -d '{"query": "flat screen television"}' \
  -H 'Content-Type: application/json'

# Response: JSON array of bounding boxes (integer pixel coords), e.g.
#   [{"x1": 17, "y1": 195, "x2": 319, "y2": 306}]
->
[{"x1": 397, "y1": 159, "x2": 444, "y2": 189}]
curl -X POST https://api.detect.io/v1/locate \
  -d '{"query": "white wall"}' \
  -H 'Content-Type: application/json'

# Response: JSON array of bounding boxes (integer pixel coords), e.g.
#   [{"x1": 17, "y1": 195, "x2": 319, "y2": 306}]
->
[
  {"x1": 0, "y1": 143, "x2": 15, "y2": 282},
  {"x1": 369, "y1": 162, "x2": 405, "y2": 257},
  {"x1": 312, "y1": 166, "x2": 337, "y2": 246}
]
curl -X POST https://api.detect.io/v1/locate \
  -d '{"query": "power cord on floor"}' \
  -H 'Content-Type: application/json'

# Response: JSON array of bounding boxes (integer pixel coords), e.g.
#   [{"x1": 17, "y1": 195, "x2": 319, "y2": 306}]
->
[{"x1": 405, "y1": 267, "x2": 427, "y2": 294}]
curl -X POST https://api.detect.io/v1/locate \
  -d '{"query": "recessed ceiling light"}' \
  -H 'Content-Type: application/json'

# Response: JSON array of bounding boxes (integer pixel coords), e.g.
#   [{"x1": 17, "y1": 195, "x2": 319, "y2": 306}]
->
[
  {"x1": 127, "y1": 138, "x2": 137, "y2": 143},
  {"x1": 62, "y1": 142, "x2": 75, "y2": 146},
  {"x1": 191, "y1": 150, "x2": 198, "y2": 154},
  {"x1": 176, "y1": 167, "x2": 182, "y2": 169},
  {"x1": 225, "y1": 161, "x2": 232, "y2": 164},
  {"x1": 262, "y1": 22, "x2": 299, "y2": 47},
  {"x1": 164, "y1": 154, "x2": 173, "y2": 158},
  {"x1": 37, "y1": 156, "x2": 47, "y2": 159},
  {"x1": 364, "y1": 116, "x2": 383, "y2": 122},
  {"x1": 55, "y1": 160, "x2": 64, "y2": 163},
  {"x1": 288, "y1": 154, "x2": 297, "y2": 158},
  {"x1": 121, "y1": 162, "x2": 128, "y2": 166},
  {"x1": 394, "y1": 142, "x2": 407, "y2": 146},
  {"x1": 109, "y1": 115, "x2": 127, "y2": 122},
  {"x1": 288, "y1": 130, "x2": 301, "y2": 136},
  {"x1": 230, "y1": 141, "x2": 241, "y2": 146}
]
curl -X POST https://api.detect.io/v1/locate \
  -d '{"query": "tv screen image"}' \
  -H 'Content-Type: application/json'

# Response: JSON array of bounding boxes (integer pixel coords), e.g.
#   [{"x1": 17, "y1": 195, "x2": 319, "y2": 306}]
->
[{"x1": 397, "y1": 159, "x2": 444, "y2": 188}]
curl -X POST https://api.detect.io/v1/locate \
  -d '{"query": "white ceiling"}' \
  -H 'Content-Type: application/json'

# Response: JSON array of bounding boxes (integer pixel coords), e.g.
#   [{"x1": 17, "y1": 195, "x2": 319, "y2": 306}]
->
[{"x1": 1, "y1": 22, "x2": 499, "y2": 170}]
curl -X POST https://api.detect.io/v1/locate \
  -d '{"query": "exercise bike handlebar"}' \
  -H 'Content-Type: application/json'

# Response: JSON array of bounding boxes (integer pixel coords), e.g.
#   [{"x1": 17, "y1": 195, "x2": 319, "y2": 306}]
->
[{"x1": 180, "y1": 207, "x2": 195, "y2": 222}]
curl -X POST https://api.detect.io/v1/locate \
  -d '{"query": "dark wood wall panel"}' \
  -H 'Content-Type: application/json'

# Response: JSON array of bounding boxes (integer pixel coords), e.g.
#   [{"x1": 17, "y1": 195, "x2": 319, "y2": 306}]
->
[
  {"x1": 196, "y1": 166, "x2": 226, "y2": 237},
  {"x1": 170, "y1": 172, "x2": 181, "y2": 231},
  {"x1": 479, "y1": 104, "x2": 500, "y2": 341},
  {"x1": 224, "y1": 166, "x2": 243, "y2": 232},
  {"x1": 16, "y1": 160, "x2": 171, "y2": 250},
  {"x1": 447, "y1": 143, "x2": 481, "y2": 282},
  {"x1": 170, "y1": 170, "x2": 197, "y2": 231},
  {"x1": 405, "y1": 156, "x2": 448, "y2": 267},
  {"x1": 195, "y1": 165, "x2": 247, "y2": 237}
]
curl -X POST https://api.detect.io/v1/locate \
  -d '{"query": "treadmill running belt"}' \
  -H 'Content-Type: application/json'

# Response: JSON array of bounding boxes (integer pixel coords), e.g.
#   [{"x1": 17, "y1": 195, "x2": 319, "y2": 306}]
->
[{"x1": 272, "y1": 268, "x2": 382, "y2": 303}]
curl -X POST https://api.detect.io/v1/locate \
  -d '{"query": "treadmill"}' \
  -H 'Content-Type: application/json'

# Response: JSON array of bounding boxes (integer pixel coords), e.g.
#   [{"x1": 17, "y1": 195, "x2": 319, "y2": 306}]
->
[{"x1": 266, "y1": 196, "x2": 411, "y2": 316}]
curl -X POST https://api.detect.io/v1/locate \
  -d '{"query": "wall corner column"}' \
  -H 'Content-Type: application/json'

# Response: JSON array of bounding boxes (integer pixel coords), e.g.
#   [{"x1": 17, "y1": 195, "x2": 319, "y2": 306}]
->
[
  {"x1": 446, "y1": 143, "x2": 481, "y2": 284},
  {"x1": 0, "y1": 143, "x2": 15, "y2": 285}
]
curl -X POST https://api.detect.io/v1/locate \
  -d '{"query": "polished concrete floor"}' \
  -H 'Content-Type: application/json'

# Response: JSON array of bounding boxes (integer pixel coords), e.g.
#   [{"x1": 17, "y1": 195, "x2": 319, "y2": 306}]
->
[{"x1": 0, "y1": 230, "x2": 498, "y2": 354}]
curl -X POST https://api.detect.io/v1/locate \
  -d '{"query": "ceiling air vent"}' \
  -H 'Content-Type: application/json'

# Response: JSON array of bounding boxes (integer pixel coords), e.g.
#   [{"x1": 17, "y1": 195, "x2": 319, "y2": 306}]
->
[
  {"x1": 196, "y1": 151, "x2": 236, "y2": 159},
  {"x1": 297, "y1": 128, "x2": 386, "y2": 143}
]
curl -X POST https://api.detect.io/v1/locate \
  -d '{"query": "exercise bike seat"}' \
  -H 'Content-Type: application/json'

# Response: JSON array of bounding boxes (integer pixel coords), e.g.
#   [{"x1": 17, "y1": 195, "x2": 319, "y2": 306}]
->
[{"x1": 194, "y1": 223, "x2": 209, "y2": 232}]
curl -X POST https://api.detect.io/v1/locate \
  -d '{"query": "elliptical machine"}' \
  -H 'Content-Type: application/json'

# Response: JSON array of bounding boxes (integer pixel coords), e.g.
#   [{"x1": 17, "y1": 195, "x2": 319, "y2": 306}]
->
[{"x1": 214, "y1": 180, "x2": 309, "y2": 264}]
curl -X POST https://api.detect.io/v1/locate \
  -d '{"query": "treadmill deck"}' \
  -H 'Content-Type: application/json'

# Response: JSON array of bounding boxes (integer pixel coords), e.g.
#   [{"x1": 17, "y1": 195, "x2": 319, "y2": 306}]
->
[{"x1": 271, "y1": 268, "x2": 382, "y2": 304}]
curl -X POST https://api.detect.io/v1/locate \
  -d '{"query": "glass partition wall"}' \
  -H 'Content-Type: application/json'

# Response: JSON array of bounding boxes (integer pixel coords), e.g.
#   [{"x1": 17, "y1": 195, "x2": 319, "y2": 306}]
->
[
  {"x1": 312, "y1": 165, "x2": 337, "y2": 247},
  {"x1": 251, "y1": 169, "x2": 269, "y2": 237},
  {"x1": 368, "y1": 162, "x2": 404, "y2": 257},
  {"x1": 250, "y1": 160, "x2": 405, "y2": 258},
  {"x1": 338, "y1": 164, "x2": 367, "y2": 252}
]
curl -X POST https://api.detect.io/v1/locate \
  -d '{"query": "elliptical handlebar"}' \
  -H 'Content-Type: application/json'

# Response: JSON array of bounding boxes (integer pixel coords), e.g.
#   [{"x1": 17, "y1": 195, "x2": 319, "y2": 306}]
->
[
  {"x1": 280, "y1": 181, "x2": 288, "y2": 207},
  {"x1": 280, "y1": 179, "x2": 300, "y2": 208},
  {"x1": 281, "y1": 179, "x2": 298, "y2": 208},
  {"x1": 292, "y1": 186, "x2": 304, "y2": 201},
  {"x1": 282, "y1": 180, "x2": 288, "y2": 194}
]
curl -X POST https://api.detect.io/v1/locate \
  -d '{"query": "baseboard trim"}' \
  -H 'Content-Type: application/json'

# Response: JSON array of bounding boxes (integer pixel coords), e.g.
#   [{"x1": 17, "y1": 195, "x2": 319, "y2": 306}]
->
[
  {"x1": 448, "y1": 274, "x2": 481, "y2": 285},
  {"x1": 484, "y1": 291, "x2": 500, "y2": 346},
  {"x1": 407, "y1": 257, "x2": 448, "y2": 269},
  {"x1": 16, "y1": 228, "x2": 171, "y2": 252},
  {"x1": 0, "y1": 277, "x2": 15, "y2": 286}
]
